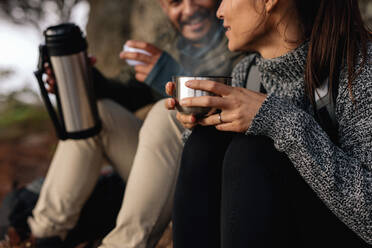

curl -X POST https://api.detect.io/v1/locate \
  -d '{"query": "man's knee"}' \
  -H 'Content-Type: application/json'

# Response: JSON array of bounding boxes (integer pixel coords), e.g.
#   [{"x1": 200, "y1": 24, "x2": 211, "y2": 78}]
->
[
  {"x1": 97, "y1": 99, "x2": 131, "y2": 121},
  {"x1": 97, "y1": 99, "x2": 141, "y2": 133},
  {"x1": 138, "y1": 99, "x2": 182, "y2": 144}
]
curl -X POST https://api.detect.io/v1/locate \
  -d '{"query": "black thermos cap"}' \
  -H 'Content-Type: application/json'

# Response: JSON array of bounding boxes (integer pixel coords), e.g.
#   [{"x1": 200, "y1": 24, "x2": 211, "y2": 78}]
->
[{"x1": 44, "y1": 23, "x2": 87, "y2": 56}]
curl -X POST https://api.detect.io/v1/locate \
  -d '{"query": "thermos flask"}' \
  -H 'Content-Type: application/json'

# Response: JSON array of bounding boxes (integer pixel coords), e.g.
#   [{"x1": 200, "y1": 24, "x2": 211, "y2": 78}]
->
[{"x1": 34, "y1": 23, "x2": 101, "y2": 140}]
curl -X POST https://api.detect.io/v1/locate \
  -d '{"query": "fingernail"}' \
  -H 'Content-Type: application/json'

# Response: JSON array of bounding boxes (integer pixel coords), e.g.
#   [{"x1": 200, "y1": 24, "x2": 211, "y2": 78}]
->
[
  {"x1": 180, "y1": 99, "x2": 186, "y2": 105},
  {"x1": 185, "y1": 81, "x2": 191, "y2": 86}
]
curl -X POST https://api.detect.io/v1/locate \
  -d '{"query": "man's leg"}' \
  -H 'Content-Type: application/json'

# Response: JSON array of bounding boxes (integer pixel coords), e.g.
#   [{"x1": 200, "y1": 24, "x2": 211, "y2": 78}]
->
[
  {"x1": 100, "y1": 99, "x2": 184, "y2": 248},
  {"x1": 28, "y1": 99, "x2": 141, "y2": 240}
]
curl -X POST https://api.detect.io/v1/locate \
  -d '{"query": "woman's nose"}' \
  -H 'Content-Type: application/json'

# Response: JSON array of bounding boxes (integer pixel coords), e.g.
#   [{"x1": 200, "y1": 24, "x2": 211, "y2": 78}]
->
[{"x1": 216, "y1": 0, "x2": 224, "y2": 20}]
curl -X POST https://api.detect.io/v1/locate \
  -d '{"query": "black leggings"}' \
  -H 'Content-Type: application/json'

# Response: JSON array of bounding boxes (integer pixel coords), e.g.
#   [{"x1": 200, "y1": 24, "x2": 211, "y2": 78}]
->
[{"x1": 173, "y1": 126, "x2": 369, "y2": 248}]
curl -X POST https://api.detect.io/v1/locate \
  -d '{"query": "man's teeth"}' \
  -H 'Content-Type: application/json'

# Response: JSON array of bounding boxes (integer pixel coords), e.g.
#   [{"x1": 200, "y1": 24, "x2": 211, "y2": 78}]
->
[{"x1": 188, "y1": 17, "x2": 203, "y2": 25}]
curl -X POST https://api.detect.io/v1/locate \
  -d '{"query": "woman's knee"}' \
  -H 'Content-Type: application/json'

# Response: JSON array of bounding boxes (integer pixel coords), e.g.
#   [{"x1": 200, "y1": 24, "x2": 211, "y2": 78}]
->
[
  {"x1": 226, "y1": 135, "x2": 275, "y2": 159},
  {"x1": 224, "y1": 135, "x2": 288, "y2": 172},
  {"x1": 182, "y1": 126, "x2": 233, "y2": 168}
]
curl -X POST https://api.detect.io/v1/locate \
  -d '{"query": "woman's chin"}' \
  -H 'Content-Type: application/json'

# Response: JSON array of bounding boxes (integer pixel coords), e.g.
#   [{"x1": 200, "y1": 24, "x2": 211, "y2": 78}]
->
[
  {"x1": 227, "y1": 42, "x2": 237, "y2": 52},
  {"x1": 228, "y1": 42, "x2": 244, "y2": 52}
]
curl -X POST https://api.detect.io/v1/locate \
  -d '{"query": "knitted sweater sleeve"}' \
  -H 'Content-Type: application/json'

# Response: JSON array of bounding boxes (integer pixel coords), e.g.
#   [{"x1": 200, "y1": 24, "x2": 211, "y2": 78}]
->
[{"x1": 246, "y1": 55, "x2": 372, "y2": 243}]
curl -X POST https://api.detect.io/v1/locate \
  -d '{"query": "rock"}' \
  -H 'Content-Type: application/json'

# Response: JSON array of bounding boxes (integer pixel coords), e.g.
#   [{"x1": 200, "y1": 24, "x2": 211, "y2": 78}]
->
[
  {"x1": 360, "y1": 0, "x2": 372, "y2": 27},
  {"x1": 86, "y1": 0, "x2": 177, "y2": 81},
  {"x1": 86, "y1": 0, "x2": 133, "y2": 78}
]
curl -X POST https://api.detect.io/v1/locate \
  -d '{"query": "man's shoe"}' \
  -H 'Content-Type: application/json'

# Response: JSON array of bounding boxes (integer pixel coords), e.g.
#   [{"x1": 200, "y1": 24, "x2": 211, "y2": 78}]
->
[
  {"x1": 0, "y1": 228, "x2": 63, "y2": 248},
  {"x1": 0, "y1": 227, "x2": 35, "y2": 248}
]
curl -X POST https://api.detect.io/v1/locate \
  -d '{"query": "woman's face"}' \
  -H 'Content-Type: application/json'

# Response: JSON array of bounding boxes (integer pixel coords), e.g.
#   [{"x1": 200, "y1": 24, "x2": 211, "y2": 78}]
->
[{"x1": 217, "y1": 0, "x2": 269, "y2": 52}]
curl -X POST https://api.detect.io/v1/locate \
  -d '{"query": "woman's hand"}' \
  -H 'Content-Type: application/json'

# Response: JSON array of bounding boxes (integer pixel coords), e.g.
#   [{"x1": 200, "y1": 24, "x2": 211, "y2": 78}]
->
[
  {"x1": 180, "y1": 80, "x2": 267, "y2": 133},
  {"x1": 164, "y1": 81, "x2": 198, "y2": 129},
  {"x1": 119, "y1": 40, "x2": 163, "y2": 82}
]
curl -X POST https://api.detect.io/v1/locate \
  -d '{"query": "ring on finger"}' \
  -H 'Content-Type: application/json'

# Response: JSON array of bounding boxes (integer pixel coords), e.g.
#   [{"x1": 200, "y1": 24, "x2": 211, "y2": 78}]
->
[{"x1": 218, "y1": 112, "x2": 224, "y2": 124}]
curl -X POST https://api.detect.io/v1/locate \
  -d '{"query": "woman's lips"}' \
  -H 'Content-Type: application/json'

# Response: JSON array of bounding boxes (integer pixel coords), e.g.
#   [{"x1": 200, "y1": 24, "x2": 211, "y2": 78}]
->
[{"x1": 224, "y1": 26, "x2": 231, "y2": 36}]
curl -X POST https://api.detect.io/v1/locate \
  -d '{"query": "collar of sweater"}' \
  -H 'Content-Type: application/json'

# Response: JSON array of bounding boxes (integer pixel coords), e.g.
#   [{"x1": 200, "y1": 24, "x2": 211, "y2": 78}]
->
[{"x1": 256, "y1": 42, "x2": 309, "y2": 86}]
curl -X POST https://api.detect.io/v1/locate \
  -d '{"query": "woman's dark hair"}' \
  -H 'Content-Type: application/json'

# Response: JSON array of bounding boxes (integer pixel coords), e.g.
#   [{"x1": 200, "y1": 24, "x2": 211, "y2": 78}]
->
[{"x1": 294, "y1": 0, "x2": 371, "y2": 103}]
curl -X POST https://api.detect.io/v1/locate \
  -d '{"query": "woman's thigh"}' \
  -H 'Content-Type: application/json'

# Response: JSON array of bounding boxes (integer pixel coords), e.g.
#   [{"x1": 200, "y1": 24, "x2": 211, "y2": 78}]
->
[{"x1": 221, "y1": 134, "x2": 369, "y2": 248}]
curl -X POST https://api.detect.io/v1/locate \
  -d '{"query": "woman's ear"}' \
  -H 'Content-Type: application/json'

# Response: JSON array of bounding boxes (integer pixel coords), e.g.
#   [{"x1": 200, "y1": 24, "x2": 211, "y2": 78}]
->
[{"x1": 265, "y1": 0, "x2": 279, "y2": 13}]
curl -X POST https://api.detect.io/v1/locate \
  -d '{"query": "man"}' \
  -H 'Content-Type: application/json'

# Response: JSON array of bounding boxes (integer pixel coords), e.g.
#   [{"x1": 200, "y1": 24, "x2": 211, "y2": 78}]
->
[{"x1": 1, "y1": 0, "x2": 241, "y2": 247}]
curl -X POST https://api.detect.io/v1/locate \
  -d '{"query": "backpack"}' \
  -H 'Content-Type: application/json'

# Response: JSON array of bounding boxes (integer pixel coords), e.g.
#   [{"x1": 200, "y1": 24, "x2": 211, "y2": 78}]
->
[
  {"x1": 245, "y1": 59, "x2": 339, "y2": 143},
  {"x1": 0, "y1": 172, "x2": 125, "y2": 247},
  {"x1": 314, "y1": 79, "x2": 339, "y2": 144}
]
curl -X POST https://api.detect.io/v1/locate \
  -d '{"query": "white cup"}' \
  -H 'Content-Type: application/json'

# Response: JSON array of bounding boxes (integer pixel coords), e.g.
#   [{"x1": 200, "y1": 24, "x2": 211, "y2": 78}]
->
[{"x1": 123, "y1": 44, "x2": 151, "y2": 66}]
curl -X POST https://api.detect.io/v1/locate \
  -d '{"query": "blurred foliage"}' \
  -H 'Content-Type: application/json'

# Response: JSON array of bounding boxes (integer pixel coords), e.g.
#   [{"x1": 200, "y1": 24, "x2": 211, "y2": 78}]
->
[
  {"x1": 0, "y1": 68, "x2": 14, "y2": 79},
  {"x1": 0, "y1": 89, "x2": 50, "y2": 140},
  {"x1": 0, "y1": 0, "x2": 84, "y2": 138},
  {"x1": 0, "y1": 0, "x2": 83, "y2": 31}
]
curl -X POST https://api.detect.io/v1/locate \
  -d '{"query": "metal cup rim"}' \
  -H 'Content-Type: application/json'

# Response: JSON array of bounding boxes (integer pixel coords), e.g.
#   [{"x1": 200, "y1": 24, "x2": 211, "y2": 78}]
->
[{"x1": 172, "y1": 75, "x2": 232, "y2": 81}]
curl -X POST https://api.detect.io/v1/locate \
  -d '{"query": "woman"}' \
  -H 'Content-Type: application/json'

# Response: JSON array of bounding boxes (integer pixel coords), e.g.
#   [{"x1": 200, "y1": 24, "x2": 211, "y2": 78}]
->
[{"x1": 165, "y1": 0, "x2": 371, "y2": 247}]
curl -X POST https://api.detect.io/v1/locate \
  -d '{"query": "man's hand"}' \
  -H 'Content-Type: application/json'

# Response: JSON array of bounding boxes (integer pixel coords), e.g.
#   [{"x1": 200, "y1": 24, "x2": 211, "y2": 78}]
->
[
  {"x1": 44, "y1": 56, "x2": 96, "y2": 94},
  {"x1": 164, "y1": 81, "x2": 198, "y2": 130},
  {"x1": 120, "y1": 40, "x2": 163, "y2": 82}
]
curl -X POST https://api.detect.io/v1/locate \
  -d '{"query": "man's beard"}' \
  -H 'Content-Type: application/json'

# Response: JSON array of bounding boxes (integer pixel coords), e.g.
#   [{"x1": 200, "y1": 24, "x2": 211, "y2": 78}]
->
[{"x1": 179, "y1": 10, "x2": 220, "y2": 45}]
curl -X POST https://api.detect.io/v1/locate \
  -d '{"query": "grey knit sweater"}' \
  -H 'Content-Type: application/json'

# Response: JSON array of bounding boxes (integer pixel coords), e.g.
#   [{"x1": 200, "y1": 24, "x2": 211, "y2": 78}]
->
[{"x1": 230, "y1": 42, "x2": 372, "y2": 244}]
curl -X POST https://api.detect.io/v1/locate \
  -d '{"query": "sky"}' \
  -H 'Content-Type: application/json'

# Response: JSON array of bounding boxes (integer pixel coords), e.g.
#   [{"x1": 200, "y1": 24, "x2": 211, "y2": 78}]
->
[{"x1": 0, "y1": 1, "x2": 90, "y2": 97}]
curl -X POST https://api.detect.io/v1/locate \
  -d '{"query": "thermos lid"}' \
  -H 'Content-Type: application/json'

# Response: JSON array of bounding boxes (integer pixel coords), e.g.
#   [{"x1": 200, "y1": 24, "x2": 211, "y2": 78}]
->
[{"x1": 44, "y1": 23, "x2": 87, "y2": 56}]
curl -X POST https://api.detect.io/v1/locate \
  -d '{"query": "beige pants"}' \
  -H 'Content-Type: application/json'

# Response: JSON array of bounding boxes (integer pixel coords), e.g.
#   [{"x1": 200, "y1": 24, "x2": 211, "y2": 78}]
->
[{"x1": 28, "y1": 99, "x2": 184, "y2": 248}]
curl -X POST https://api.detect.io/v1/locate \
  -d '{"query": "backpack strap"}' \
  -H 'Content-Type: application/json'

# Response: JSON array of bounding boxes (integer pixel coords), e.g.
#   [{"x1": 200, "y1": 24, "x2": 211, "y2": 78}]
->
[
  {"x1": 245, "y1": 61, "x2": 262, "y2": 92},
  {"x1": 314, "y1": 78, "x2": 339, "y2": 143},
  {"x1": 244, "y1": 56, "x2": 267, "y2": 94},
  {"x1": 239, "y1": 54, "x2": 339, "y2": 143}
]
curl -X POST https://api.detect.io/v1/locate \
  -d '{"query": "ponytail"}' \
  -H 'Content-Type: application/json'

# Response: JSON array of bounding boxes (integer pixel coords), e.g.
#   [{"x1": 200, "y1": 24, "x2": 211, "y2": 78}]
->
[{"x1": 295, "y1": 0, "x2": 371, "y2": 104}]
